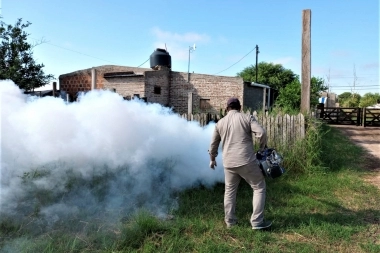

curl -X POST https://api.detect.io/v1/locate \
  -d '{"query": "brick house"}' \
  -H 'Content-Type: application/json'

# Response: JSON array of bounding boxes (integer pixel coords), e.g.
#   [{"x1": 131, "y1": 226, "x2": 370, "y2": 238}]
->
[{"x1": 59, "y1": 49, "x2": 273, "y2": 114}]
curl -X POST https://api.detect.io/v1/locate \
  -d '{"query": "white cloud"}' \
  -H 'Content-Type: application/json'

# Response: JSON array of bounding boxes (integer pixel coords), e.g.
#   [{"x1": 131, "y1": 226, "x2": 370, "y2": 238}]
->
[
  {"x1": 152, "y1": 27, "x2": 210, "y2": 43},
  {"x1": 151, "y1": 27, "x2": 211, "y2": 61},
  {"x1": 272, "y1": 57, "x2": 295, "y2": 65},
  {"x1": 270, "y1": 57, "x2": 300, "y2": 75}
]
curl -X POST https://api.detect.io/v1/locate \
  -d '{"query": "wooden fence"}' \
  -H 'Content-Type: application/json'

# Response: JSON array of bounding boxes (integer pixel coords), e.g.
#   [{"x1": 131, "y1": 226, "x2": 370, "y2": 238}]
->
[
  {"x1": 179, "y1": 111, "x2": 305, "y2": 147},
  {"x1": 363, "y1": 108, "x2": 380, "y2": 127},
  {"x1": 315, "y1": 107, "x2": 380, "y2": 127}
]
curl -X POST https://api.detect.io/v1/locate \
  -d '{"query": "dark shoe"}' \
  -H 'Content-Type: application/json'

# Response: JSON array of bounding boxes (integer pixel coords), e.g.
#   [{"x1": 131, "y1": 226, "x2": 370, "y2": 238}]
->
[{"x1": 252, "y1": 220, "x2": 272, "y2": 230}]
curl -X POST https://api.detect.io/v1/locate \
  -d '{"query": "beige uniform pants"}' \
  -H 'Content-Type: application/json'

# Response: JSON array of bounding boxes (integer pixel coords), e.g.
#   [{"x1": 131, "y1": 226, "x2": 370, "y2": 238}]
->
[{"x1": 224, "y1": 160, "x2": 266, "y2": 227}]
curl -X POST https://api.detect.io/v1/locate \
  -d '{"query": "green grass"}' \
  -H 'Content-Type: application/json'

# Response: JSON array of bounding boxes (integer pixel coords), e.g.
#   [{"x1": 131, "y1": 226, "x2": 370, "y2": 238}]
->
[{"x1": 1, "y1": 124, "x2": 379, "y2": 252}]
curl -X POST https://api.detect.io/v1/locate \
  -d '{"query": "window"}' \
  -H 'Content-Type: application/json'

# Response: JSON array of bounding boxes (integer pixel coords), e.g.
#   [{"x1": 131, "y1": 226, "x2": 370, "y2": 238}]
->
[
  {"x1": 154, "y1": 86, "x2": 161, "y2": 95},
  {"x1": 200, "y1": 99, "x2": 211, "y2": 110}
]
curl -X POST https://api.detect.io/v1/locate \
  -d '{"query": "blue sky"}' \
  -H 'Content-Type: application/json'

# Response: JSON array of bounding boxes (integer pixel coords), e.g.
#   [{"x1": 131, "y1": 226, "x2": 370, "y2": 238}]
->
[{"x1": 1, "y1": 0, "x2": 379, "y2": 95}]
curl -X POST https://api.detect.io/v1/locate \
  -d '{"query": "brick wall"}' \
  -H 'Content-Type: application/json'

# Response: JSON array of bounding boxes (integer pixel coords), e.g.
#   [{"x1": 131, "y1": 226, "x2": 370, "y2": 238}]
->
[
  {"x1": 59, "y1": 65, "x2": 151, "y2": 99},
  {"x1": 169, "y1": 72, "x2": 191, "y2": 113},
  {"x1": 59, "y1": 65, "x2": 249, "y2": 114},
  {"x1": 145, "y1": 69, "x2": 170, "y2": 106},
  {"x1": 170, "y1": 72, "x2": 244, "y2": 114},
  {"x1": 103, "y1": 76, "x2": 145, "y2": 99},
  {"x1": 59, "y1": 69, "x2": 92, "y2": 99}
]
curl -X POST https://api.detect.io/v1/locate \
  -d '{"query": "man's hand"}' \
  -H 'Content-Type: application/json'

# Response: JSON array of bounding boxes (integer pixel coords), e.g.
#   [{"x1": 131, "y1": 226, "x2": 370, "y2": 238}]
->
[{"x1": 209, "y1": 161, "x2": 217, "y2": 170}]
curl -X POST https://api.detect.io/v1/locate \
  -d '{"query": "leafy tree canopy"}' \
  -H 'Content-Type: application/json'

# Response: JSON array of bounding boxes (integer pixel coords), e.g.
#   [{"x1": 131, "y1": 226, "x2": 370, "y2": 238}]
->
[
  {"x1": 0, "y1": 18, "x2": 54, "y2": 91},
  {"x1": 337, "y1": 92, "x2": 380, "y2": 108},
  {"x1": 274, "y1": 77, "x2": 327, "y2": 112},
  {"x1": 273, "y1": 79, "x2": 301, "y2": 112},
  {"x1": 339, "y1": 93, "x2": 361, "y2": 107},
  {"x1": 337, "y1": 92, "x2": 352, "y2": 102},
  {"x1": 237, "y1": 61, "x2": 327, "y2": 112},
  {"x1": 237, "y1": 62, "x2": 298, "y2": 90},
  {"x1": 359, "y1": 92, "x2": 380, "y2": 108},
  {"x1": 310, "y1": 77, "x2": 327, "y2": 106}
]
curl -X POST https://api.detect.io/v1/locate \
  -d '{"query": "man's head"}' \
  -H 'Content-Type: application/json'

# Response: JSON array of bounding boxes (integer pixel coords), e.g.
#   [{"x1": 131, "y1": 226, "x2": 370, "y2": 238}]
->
[{"x1": 226, "y1": 97, "x2": 241, "y2": 111}]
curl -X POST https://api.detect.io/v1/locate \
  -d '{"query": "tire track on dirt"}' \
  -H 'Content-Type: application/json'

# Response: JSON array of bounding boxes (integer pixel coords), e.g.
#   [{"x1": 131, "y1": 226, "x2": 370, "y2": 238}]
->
[{"x1": 332, "y1": 125, "x2": 380, "y2": 189}]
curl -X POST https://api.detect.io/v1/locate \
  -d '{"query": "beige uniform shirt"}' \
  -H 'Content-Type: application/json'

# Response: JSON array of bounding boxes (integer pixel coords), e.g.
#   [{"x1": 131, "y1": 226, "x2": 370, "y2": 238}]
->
[{"x1": 209, "y1": 110, "x2": 267, "y2": 168}]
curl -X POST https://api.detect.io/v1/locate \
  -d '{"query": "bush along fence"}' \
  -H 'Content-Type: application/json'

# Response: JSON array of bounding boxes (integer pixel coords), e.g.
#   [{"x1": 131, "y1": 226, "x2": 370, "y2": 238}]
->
[{"x1": 179, "y1": 111, "x2": 305, "y2": 147}]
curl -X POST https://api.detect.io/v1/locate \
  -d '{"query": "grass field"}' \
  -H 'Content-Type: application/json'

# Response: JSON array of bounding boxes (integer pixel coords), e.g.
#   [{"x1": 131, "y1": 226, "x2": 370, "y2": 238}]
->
[{"x1": 1, "y1": 123, "x2": 379, "y2": 252}]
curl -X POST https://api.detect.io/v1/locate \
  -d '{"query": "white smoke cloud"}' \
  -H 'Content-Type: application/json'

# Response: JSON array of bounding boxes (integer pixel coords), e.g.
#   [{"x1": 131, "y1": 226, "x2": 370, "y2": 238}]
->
[{"x1": 0, "y1": 80, "x2": 224, "y2": 227}]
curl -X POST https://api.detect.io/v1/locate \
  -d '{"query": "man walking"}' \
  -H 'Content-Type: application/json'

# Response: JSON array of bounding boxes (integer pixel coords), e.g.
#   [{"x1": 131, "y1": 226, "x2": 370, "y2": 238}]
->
[{"x1": 208, "y1": 97, "x2": 272, "y2": 230}]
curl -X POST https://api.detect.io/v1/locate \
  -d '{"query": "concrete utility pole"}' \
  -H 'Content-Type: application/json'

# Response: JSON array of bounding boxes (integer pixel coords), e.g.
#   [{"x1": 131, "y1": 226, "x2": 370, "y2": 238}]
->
[
  {"x1": 352, "y1": 64, "x2": 358, "y2": 95},
  {"x1": 301, "y1": 9, "x2": 311, "y2": 114},
  {"x1": 255, "y1": 45, "x2": 259, "y2": 83},
  {"x1": 188, "y1": 44, "x2": 196, "y2": 82},
  {"x1": 91, "y1": 68, "x2": 97, "y2": 90}
]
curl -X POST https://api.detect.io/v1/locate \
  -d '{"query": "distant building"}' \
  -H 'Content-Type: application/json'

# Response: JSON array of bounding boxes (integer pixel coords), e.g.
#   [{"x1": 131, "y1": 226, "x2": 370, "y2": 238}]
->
[
  {"x1": 59, "y1": 49, "x2": 274, "y2": 114},
  {"x1": 24, "y1": 82, "x2": 60, "y2": 98},
  {"x1": 320, "y1": 91, "x2": 338, "y2": 107}
]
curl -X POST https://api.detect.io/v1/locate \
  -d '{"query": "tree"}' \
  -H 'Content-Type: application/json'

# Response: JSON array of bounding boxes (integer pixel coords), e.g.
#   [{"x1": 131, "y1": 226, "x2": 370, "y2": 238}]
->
[
  {"x1": 359, "y1": 92, "x2": 380, "y2": 108},
  {"x1": 337, "y1": 92, "x2": 362, "y2": 107},
  {"x1": 341, "y1": 94, "x2": 361, "y2": 107},
  {"x1": 337, "y1": 92, "x2": 352, "y2": 104},
  {"x1": 0, "y1": 18, "x2": 54, "y2": 91},
  {"x1": 237, "y1": 62, "x2": 298, "y2": 90},
  {"x1": 310, "y1": 77, "x2": 327, "y2": 107},
  {"x1": 237, "y1": 62, "x2": 327, "y2": 112},
  {"x1": 274, "y1": 77, "x2": 327, "y2": 112},
  {"x1": 273, "y1": 79, "x2": 301, "y2": 112}
]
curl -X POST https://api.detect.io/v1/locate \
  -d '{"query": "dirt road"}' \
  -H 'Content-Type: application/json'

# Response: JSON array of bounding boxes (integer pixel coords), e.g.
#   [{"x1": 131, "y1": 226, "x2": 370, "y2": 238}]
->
[{"x1": 332, "y1": 125, "x2": 380, "y2": 189}]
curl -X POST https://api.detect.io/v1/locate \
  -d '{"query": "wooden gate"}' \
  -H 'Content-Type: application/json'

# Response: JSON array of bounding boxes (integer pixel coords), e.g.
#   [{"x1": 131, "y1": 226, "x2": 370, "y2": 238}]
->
[
  {"x1": 363, "y1": 108, "x2": 380, "y2": 127},
  {"x1": 317, "y1": 107, "x2": 380, "y2": 127},
  {"x1": 318, "y1": 107, "x2": 362, "y2": 126}
]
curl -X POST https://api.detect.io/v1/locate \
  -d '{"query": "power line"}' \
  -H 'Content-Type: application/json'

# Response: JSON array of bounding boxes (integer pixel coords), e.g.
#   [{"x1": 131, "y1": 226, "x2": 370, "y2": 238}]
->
[
  {"x1": 213, "y1": 47, "x2": 256, "y2": 75},
  {"x1": 329, "y1": 82, "x2": 378, "y2": 85},
  {"x1": 33, "y1": 37, "x2": 151, "y2": 68},
  {"x1": 137, "y1": 58, "x2": 149, "y2": 67},
  {"x1": 332, "y1": 88, "x2": 379, "y2": 91},
  {"x1": 1, "y1": 20, "x2": 123, "y2": 65},
  {"x1": 328, "y1": 76, "x2": 378, "y2": 79},
  {"x1": 31, "y1": 38, "x2": 121, "y2": 65},
  {"x1": 330, "y1": 85, "x2": 379, "y2": 88},
  {"x1": 330, "y1": 74, "x2": 378, "y2": 77}
]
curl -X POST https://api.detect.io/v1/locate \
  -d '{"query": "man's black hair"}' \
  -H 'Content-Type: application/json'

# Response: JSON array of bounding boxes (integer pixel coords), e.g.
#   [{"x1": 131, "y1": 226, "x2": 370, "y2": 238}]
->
[{"x1": 228, "y1": 103, "x2": 241, "y2": 110}]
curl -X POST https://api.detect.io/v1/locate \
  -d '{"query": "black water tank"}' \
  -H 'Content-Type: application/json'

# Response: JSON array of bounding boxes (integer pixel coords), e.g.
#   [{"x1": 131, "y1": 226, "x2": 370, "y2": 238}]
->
[{"x1": 150, "y1": 48, "x2": 171, "y2": 69}]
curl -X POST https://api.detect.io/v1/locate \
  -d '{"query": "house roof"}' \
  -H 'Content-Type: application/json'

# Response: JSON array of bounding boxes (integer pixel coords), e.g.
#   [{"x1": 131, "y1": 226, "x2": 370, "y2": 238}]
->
[
  {"x1": 249, "y1": 82, "x2": 271, "y2": 89},
  {"x1": 104, "y1": 72, "x2": 144, "y2": 78},
  {"x1": 58, "y1": 65, "x2": 152, "y2": 78}
]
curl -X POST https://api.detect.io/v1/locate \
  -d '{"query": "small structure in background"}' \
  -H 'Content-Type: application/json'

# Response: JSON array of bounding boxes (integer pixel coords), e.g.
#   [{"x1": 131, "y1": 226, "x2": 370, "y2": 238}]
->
[
  {"x1": 24, "y1": 82, "x2": 74, "y2": 103},
  {"x1": 24, "y1": 82, "x2": 60, "y2": 97},
  {"x1": 245, "y1": 82, "x2": 272, "y2": 112},
  {"x1": 319, "y1": 91, "x2": 337, "y2": 107}
]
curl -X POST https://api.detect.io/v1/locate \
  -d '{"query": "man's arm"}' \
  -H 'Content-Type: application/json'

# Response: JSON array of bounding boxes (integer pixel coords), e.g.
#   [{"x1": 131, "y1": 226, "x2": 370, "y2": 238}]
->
[
  {"x1": 250, "y1": 116, "x2": 267, "y2": 151},
  {"x1": 209, "y1": 125, "x2": 221, "y2": 169}
]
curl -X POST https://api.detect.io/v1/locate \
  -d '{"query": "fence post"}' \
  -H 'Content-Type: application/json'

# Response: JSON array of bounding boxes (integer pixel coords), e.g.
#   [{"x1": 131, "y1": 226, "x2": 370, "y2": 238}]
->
[{"x1": 356, "y1": 107, "x2": 361, "y2": 126}]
